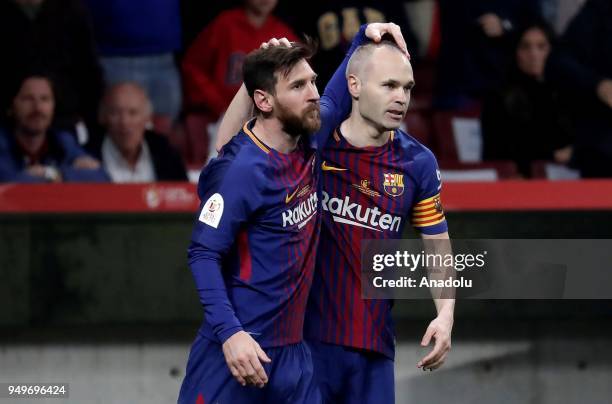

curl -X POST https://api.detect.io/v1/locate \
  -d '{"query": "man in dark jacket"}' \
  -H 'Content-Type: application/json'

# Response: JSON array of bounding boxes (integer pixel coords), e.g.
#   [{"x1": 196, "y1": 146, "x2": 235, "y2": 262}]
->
[
  {"x1": 88, "y1": 82, "x2": 187, "y2": 182},
  {"x1": 546, "y1": 0, "x2": 612, "y2": 177}
]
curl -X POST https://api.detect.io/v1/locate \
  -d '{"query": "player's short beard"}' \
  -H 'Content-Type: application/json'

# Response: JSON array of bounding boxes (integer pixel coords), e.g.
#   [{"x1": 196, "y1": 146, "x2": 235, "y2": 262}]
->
[{"x1": 276, "y1": 102, "x2": 321, "y2": 138}]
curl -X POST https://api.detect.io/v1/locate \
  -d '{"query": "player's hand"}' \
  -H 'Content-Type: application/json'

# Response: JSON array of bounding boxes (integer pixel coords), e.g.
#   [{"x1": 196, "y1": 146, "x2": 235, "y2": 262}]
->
[
  {"x1": 73, "y1": 156, "x2": 101, "y2": 170},
  {"x1": 417, "y1": 314, "x2": 453, "y2": 371},
  {"x1": 365, "y1": 22, "x2": 409, "y2": 58},
  {"x1": 596, "y1": 79, "x2": 612, "y2": 109},
  {"x1": 478, "y1": 13, "x2": 504, "y2": 37},
  {"x1": 260, "y1": 37, "x2": 292, "y2": 49},
  {"x1": 222, "y1": 331, "x2": 272, "y2": 388}
]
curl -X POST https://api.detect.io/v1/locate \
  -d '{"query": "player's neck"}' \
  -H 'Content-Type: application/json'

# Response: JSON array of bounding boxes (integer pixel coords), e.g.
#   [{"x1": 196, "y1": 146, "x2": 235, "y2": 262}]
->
[
  {"x1": 252, "y1": 118, "x2": 300, "y2": 154},
  {"x1": 341, "y1": 113, "x2": 390, "y2": 148}
]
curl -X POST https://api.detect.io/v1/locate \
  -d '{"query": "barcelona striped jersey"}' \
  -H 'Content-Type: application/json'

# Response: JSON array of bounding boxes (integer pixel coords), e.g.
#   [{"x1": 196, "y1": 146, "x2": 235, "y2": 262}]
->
[
  {"x1": 305, "y1": 127, "x2": 448, "y2": 359},
  {"x1": 189, "y1": 120, "x2": 321, "y2": 347}
]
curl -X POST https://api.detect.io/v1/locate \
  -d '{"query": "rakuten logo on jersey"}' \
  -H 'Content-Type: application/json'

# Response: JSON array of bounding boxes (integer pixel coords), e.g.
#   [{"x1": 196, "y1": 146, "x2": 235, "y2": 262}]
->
[
  {"x1": 321, "y1": 191, "x2": 401, "y2": 232},
  {"x1": 282, "y1": 192, "x2": 318, "y2": 229}
]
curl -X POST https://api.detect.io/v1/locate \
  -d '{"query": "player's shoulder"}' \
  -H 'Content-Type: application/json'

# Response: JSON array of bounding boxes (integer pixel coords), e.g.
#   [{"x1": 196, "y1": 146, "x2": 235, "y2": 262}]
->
[
  {"x1": 393, "y1": 129, "x2": 438, "y2": 167},
  {"x1": 199, "y1": 132, "x2": 269, "y2": 190}
]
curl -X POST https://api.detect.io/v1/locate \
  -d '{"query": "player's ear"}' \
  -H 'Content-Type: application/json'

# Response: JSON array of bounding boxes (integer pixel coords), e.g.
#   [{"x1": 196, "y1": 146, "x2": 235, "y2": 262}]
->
[
  {"x1": 253, "y1": 89, "x2": 273, "y2": 114},
  {"x1": 347, "y1": 74, "x2": 361, "y2": 99}
]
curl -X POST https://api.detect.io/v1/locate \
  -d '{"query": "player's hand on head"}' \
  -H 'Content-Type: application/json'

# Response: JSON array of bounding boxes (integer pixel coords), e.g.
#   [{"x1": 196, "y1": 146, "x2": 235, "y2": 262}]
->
[
  {"x1": 417, "y1": 315, "x2": 453, "y2": 371},
  {"x1": 365, "y1": 22, "x2": 410, "y2": 58},
  {"x1": 222, "y1": 330, "x2": 272, "y2": 388},
  {"x1": 260, "y1": 37, "x2": 292, "y2": 49}
]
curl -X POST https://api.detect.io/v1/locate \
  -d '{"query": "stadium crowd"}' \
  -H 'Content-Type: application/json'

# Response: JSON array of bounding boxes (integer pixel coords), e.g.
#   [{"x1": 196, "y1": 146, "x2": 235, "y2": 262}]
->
[{"x1": 0, "y1": 0, "x2": 610, "y2": 182}]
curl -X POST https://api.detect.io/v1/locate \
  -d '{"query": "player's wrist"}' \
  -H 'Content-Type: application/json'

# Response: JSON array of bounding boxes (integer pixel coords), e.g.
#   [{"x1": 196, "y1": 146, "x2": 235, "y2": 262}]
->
[
  {"x1": 436, "y1": 302, "x2": 455, "y2": 321},
  {"x1": 218, "y1": 326, "x2": 244, "y2": 344}
]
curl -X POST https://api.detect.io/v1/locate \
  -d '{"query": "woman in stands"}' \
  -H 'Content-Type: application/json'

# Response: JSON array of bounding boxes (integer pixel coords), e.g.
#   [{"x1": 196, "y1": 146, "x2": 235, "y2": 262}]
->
[{"x1": 481, "y1": 20, "x2": 574, "y2": 178}]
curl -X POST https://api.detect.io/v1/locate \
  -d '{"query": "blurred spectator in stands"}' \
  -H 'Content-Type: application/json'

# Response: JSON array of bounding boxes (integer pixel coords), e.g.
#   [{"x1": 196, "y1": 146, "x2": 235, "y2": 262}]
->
[
  {"x1": 83, "y1": 0, "x2": 183, "y2": 125},
  {"x1": 88, "y1": 83, "x2": 187, "y2": 183},
  {"x1": 276, "y1": 0, "x2": 419, "y2": 90},
  {"x1": 546, "y1": 0, "x2": 612, "y2": 178},
  {"x1": 0, "y1": 0, "x2": 103, "y2": 136},
  {"x1": 0, "y1": 74, "x2": 107, "y2": 183},
  {"x1": 481, "y1": 21, "x2": 573, "y2": 177},
  {"x1": 434, "y1": 0, "x2": 543, "y2": 110},
  {"x1": 182, "y1": 0, "x2": 296, "y2": 122}
]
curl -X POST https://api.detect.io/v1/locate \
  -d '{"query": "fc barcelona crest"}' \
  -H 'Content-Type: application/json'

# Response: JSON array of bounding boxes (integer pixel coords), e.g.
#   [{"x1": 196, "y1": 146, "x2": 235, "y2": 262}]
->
[{"x1": 383, "y1": 173, "x2": 404, "y2": 197}]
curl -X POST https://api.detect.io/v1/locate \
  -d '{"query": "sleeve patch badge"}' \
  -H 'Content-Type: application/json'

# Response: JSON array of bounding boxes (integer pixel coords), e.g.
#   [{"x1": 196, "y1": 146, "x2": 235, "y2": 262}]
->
[{"x1": 199, "y1": 193, "x2": 224, "y2": 228}]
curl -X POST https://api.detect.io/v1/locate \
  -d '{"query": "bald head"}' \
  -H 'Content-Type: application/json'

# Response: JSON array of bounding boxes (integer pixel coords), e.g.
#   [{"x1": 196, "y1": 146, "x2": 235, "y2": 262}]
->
[
  {"x1": 346, "y1": 40, "x2": 410, "y2": 81},
  {"x1": 101, "y1": 82, "x2": 153, "y2": 118},
  {"x1": 345, "y1": 41, "x2": 415, "y2": 133},
  {"x1": 100, "y1": 82, "x2": 154, "y2": 157}
]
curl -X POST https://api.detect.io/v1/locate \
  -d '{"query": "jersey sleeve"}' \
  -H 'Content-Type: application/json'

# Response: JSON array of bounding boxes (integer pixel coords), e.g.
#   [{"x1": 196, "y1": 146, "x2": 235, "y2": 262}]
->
[
  {"x1": 188, "y1": 155, "x2": 263, "y2": 343},
  {"x1": 314, "y1": 24, "x2": 369, "y2": 148},
  {"x1": 411, "y1": 148, "x2": 448, "y2": 235}
]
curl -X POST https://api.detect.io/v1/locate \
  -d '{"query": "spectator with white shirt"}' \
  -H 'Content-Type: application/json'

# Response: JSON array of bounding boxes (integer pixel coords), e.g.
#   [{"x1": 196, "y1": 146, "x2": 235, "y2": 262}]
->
[{"x1": 88, "y1": 82, "x2": 187, "y2": 183}]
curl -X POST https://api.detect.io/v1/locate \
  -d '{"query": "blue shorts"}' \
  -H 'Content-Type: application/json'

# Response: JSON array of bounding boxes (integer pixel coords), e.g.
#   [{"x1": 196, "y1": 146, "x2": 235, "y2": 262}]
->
[
  {"x1": 308, "y1": 340, "x2": 395, "y2": 404},
  {"x1": 178, "y1": 336, "x2": 320, "y2": 404}
]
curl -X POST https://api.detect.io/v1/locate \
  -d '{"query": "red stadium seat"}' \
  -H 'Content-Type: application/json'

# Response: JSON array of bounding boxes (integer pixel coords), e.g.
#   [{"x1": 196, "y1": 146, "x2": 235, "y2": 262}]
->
[
  {"x1": 166, "y1": 123, "x2": 189, "y2": 165},
  {"x1": 152, "y1": 114, "x2": 173, "y2": 136},
  {"x1": 411, "y1": 62, "x2": 436, "y2": 111},
  {"x1": 403, "y1": 110, "x2": 433, "y2": 147},
  {"x1": 184, "y1": 112, "x2": 214, "y2": 166},
  {"x1": 531, "y1": 160, "x2": 548, "y2": 179},
  {"x1": 431, "y1": 108, "x2": 482, "y2": 162},
  {"x1": 530, "y1": 160, "x2": 581, "y2": 180},
  {"x1": 439, "y1": 160, "x2": 520, "y2": 181}
]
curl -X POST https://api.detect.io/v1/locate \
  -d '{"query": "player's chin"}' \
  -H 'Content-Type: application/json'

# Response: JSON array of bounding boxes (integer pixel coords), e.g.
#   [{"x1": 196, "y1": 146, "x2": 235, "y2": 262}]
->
[
  {"x1": 381, "y1": 118, "x2": 402, "y2": 131},
  {"x1": 303, "y1": 112, "x2": 321, "y2": 134},
  {"x1": 383, "y1": 111, "x2": 404, "y2": 127}
]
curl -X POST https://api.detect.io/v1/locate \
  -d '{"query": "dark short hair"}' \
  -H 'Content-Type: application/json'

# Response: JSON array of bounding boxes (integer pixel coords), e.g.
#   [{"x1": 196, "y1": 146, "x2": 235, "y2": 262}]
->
[
  {"x1": 4, "y1": 71, "x2": 57, "y2": 123},
  {"x1": 12, "y1": 70, "x2": 57, "y2": 101},
  {"x1": 242, "y1": 38, "x2": 317, "y2": 99}
]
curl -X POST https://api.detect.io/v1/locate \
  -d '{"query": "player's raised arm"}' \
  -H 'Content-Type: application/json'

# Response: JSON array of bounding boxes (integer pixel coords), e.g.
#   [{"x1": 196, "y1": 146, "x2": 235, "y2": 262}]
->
[
  {"x1": 215, "y1": 83, "x2": 253, "y2": 152},
  {"x1": 189, "y1": 160, "x2": 270, "y2": 387}
]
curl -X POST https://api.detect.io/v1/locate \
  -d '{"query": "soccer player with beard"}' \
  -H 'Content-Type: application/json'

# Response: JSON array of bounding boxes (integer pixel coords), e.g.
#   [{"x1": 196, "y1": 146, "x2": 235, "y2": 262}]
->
[{"x1": 178, "y1": 41, "x2": 324, "y2": 404}]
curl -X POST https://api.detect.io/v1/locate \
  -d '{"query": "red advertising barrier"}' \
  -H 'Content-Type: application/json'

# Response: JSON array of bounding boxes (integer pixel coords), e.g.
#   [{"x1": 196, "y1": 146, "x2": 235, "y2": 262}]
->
[{"x1": 1, "y1": 180, "x2": 612, "y2": 213}]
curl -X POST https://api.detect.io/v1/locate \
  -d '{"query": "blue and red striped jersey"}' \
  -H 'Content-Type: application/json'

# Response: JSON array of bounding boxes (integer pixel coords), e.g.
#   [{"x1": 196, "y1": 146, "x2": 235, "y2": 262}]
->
[
  {"x1": 189, "y1": 120, "x2": 320, "y2": 348},
  {"x1": 305, "y1": 127, "x2": 448, "y2": 359},
  {"x1": 187, "y1": 24, "x2": 367, "y2": 349}
]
